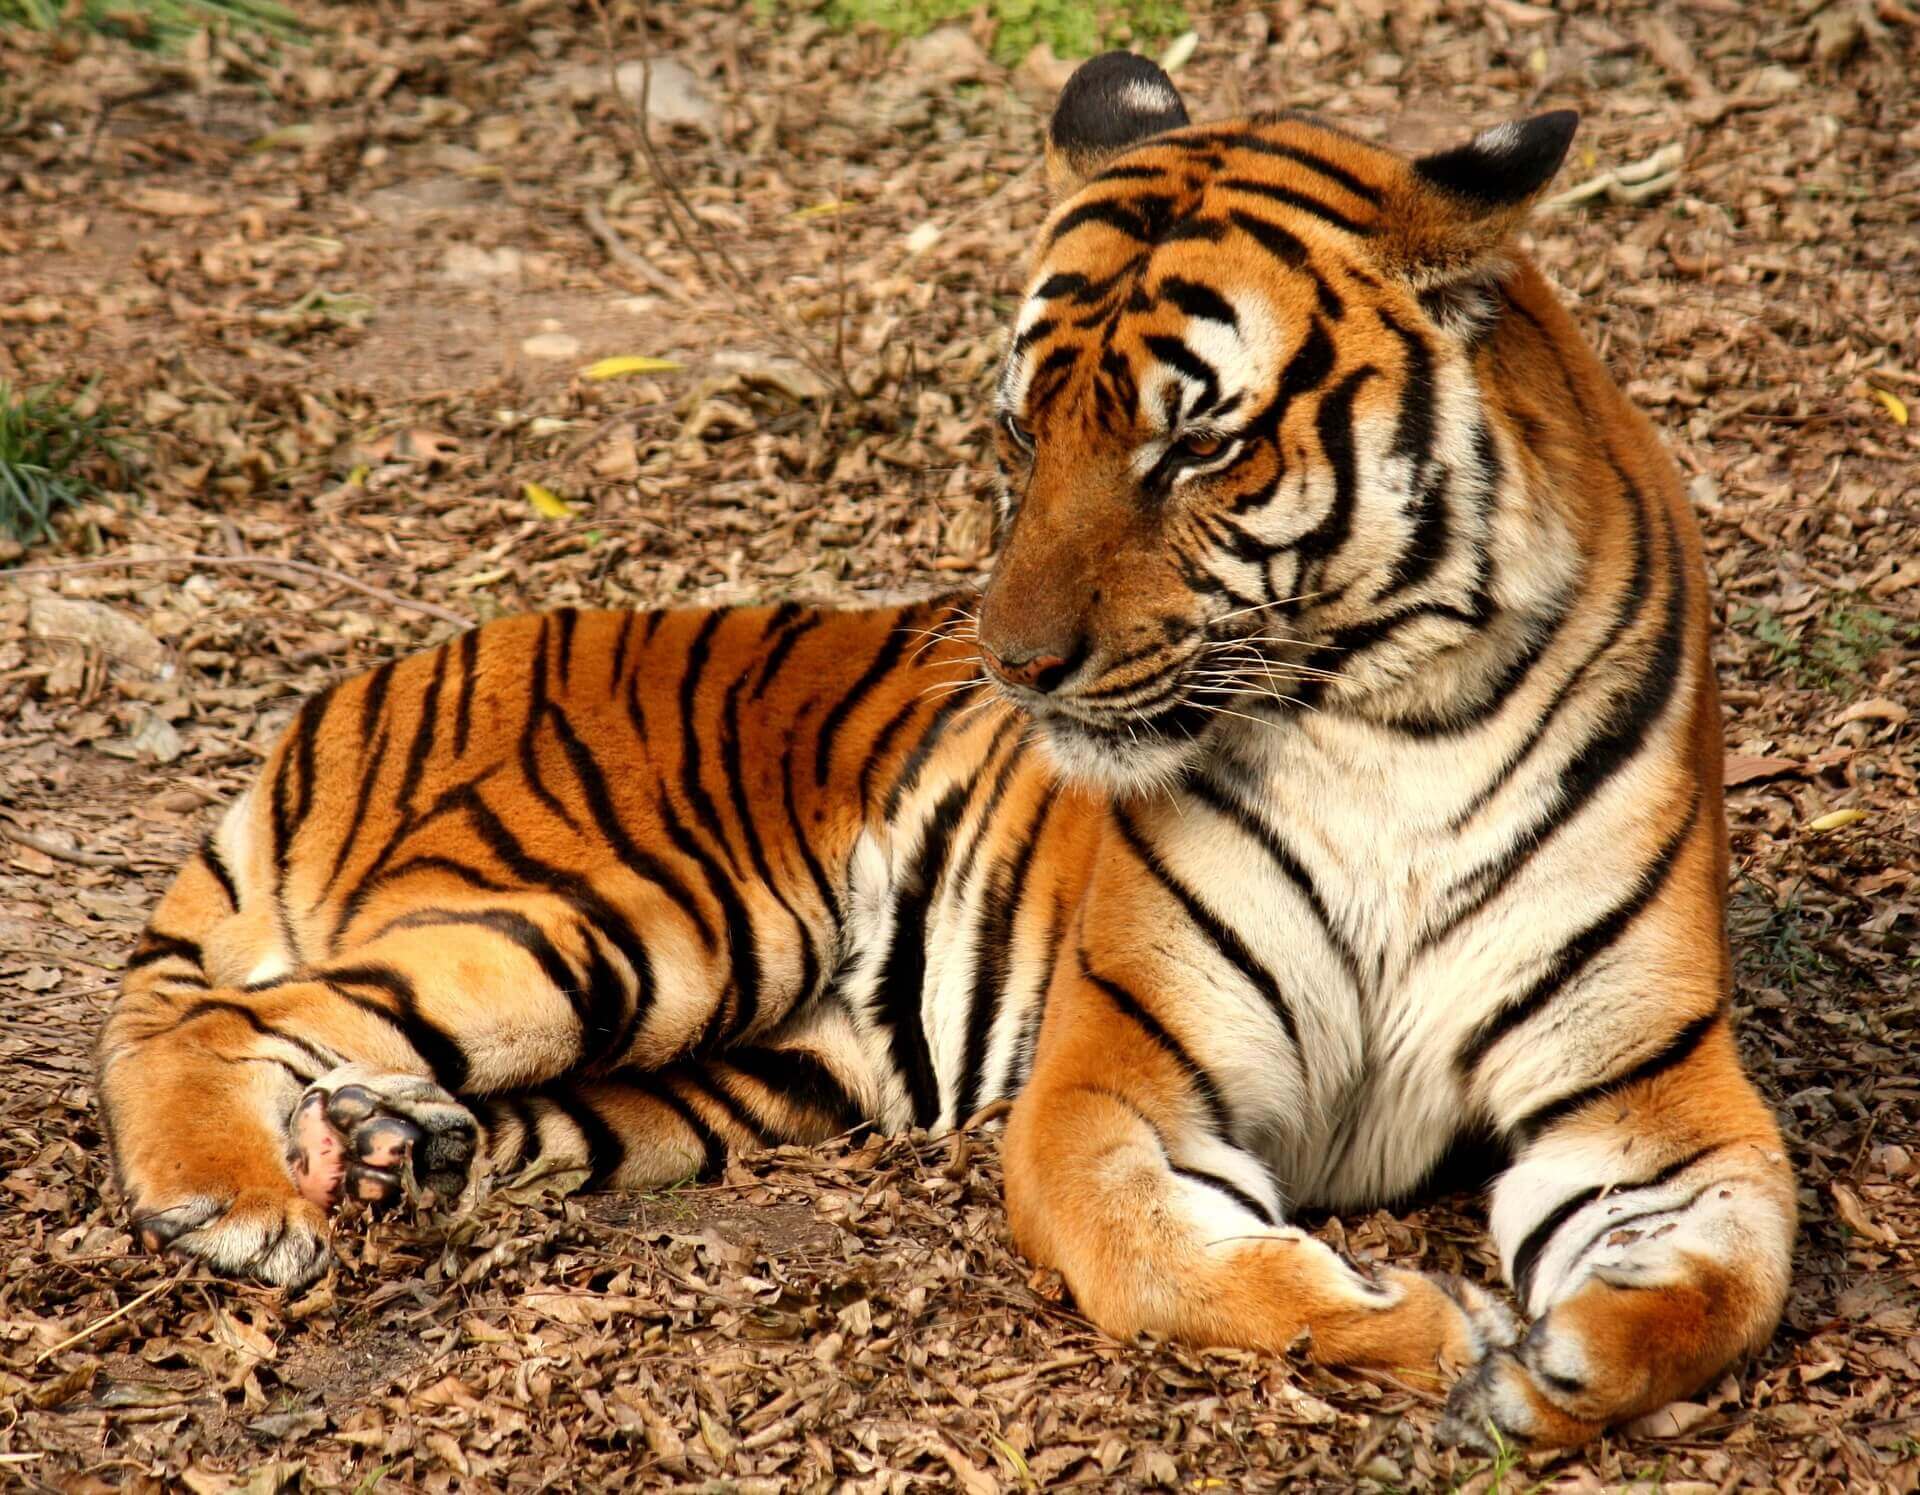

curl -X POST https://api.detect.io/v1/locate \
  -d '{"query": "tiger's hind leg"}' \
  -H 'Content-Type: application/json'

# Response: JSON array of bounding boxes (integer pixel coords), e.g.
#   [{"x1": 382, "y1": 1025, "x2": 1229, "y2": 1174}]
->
[
  {"x1": 467, "y1": 1002, "x2": 876, "y2": 1194},
  {"x1": 1440, "y1": 1016, "x2": 1795, "y2": 1450},
  {"x1": 100, "y1": 859, "x2": 671, "y2": 1287}
]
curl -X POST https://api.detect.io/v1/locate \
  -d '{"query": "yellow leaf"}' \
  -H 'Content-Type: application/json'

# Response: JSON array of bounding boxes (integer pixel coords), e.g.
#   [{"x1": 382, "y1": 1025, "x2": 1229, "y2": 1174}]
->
[
  {"x1": 790, "y1": 199, "x2": 850, "y2": 221},
  {"x1": 346, "y1": 464, "x2": 368, "y2": 488},
  {"x1": 1866, "y1": 386, "x2": 1909, "y2": 426},
  {"x1": 523, "y1": 481, "x2": 574, "y2": 519},
  {"x1": 582, "y1": 355, "x2": 684, "y2": 381},
  {"x1": 1807, "y1": 807, "x2": 1866, "y2": 832}
]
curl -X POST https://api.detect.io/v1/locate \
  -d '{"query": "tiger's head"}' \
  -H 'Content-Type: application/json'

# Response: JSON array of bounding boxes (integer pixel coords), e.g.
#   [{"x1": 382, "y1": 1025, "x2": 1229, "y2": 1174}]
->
[{"x1": 978, "y1": 52, "x2": 1582, "y2": 793}]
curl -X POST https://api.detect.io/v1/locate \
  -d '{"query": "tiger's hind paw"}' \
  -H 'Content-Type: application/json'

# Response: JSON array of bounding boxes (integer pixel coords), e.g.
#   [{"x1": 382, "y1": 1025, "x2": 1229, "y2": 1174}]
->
[
  {"x1": 289, "y1": 1065, "x2": 479, "y2": 1213},
  {"x1": 135, "y1": 1190, "x2": 333, "y2": 1291}
]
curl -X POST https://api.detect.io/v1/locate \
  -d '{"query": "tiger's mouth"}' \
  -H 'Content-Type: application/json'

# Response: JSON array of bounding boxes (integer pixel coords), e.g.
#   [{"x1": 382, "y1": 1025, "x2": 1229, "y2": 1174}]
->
[{"x1": 996, "y1": 632, "x2": 1317, "y2": 795}]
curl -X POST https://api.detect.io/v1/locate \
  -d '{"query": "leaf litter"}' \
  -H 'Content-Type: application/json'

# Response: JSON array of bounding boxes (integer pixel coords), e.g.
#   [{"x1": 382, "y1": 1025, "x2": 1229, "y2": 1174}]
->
[{"x1": 0, "y1": 0, "x2": 1916, "y2": 1489}]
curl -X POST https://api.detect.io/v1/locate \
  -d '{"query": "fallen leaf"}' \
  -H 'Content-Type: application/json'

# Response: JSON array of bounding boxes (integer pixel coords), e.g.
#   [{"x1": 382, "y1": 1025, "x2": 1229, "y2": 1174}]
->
[
  {"x1": 524, "y1": 481, "x2": 574, "y2": 519},
  {"x1": 122, "y1": 187, "x2": 222, "y2": 218},
  {"x1": 1865, "y1": 386, "x2": 1909, "y2": 425},
  {"x1": 1832, "y1": 1182, "x2": 1896, "y2": 1244},
  {"x1": 1830, "y1": 697, "x2": 1910, "y2": 729},
  {"x1": 581, "y1": 355, "x2": 684, "y2": 380},
  {"x1": 1724, "y1": 753, "x2": 1800, "y2": 787},
  {"x1": 1623, "y1": 1400, "x2": 1714, "y2": 1439},
  {"x1": 1807, "y1": 807, "x2": 1867, "y2": 832}
]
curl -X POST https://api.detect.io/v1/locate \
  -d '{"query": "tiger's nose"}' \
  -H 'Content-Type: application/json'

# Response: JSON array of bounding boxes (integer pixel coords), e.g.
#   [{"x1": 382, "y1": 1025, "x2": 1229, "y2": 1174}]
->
[{"x1": 982, "y1": 644, "x2": 1074, "y2": 693}]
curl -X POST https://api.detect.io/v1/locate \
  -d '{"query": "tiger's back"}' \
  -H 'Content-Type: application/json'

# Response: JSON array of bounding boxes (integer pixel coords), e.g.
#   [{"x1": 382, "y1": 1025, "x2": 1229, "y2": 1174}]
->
[{"x1": 98, "y1": 53, "x2": 1794, "y2": 1454}]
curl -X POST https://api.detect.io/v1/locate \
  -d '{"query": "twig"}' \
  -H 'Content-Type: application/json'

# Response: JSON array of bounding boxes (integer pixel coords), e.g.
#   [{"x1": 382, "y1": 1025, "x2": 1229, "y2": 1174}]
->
[
  {"x1": 585, "y1": 0, "x2": 855, "y2": 404},
  {"x1": 1, "y1": 554, "x2": 472, "y2": 630},
  {"x1": 581, "y1": 199, "x2": 691, "y2": 304},
  {"x1": 34, "y1": 1280, "x2": 173, "y2": 1364},
  {"x1": 0, "y1": 821, "x2": 132, "y2": 870}
]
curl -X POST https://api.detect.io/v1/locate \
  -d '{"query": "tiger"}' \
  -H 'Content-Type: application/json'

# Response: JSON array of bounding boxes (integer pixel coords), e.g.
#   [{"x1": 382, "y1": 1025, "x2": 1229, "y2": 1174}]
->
[{"x1": 96, "y1": 51, "x2": 1796, "y2": 1451}]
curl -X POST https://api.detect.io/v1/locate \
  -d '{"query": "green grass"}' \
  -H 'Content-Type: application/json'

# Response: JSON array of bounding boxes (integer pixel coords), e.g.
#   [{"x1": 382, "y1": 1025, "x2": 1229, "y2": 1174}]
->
[
  {"x1": 1736, "y1": 599, "x2": 1912, "y2": 697},
  {"x1": 771, "y1": 0, "x2": 1189, "y2": 66},
  {"x1": 0, "y1": 0, "x2": 302, "y2": 51},
  {"x1": 0, "y1": 380, "x2": 127, "y2": 551}
]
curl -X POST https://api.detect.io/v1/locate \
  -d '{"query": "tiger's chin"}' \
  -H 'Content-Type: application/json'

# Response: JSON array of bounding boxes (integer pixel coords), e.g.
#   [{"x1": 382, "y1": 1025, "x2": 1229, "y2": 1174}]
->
[{"x1": 1026, "y1": 710, "x2": 1210, "y2": 799}]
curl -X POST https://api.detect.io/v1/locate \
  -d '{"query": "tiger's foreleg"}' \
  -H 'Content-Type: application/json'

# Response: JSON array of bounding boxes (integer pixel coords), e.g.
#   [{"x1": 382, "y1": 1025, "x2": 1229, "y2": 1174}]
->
[
  {"x1": 1004, "y1": 961, "x2": 1516, "y2": 1373},
  {"x1": 1440, "y1": 1015, "x2": 1795, "y2": 1450}
]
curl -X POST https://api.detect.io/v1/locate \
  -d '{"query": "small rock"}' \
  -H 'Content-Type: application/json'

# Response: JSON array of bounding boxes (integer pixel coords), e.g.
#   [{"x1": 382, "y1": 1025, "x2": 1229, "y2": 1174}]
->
[
  {"x1": 520, "y1": 331, "x2": 582, "y2": 361},
  {"x1": 443, "y1": 243, "x2": 523, "y2": 281},
  {"x1": 28, "y1": 596, "x2": 169, "y2": 676},
  {"x1": 612, "y1": 57, "x2": 719, "y2": 131}
]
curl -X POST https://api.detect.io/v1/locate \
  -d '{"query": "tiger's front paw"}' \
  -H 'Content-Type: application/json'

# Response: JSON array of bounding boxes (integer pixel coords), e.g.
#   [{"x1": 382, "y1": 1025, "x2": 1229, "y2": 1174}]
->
[
  {"x1": 289, "y1": 1065, "x2": 479, "y2": 1212},
  {"x1": 135, "y1": 1189, "x2": 334, "y2": 1291},
  {"x1": 1436, "y1": 1322, "x2": 1606, "y2": 1452}
]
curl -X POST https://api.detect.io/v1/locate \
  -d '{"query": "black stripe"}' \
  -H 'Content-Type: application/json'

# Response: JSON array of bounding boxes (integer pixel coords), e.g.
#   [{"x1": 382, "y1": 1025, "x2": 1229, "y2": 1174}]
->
[
  {"x1": 1048, "y1": 195, "x2": 1167, "y2": 246},
  {"x1": 956, "y1": 786, "x2": 1053, "y2": 1124},
  {"x1": 723, "y1": 1045, "x2": 862, "y2": 1132},
  {"x1": 554, "y1": 606, "x2": 579, "y2": 690},
  {"x1": 393, "y1": 642, "x2": 449, "y2": 813},
  {"x1": 1515, "y1": 1006, "x2": 1724, "y2": 1141},
  {"x1": 127, "y1": 931, "x2": 203, "y2": 971},
  {"x1": 672, "y1": 1067, "x2": 769, "y2": 1147},
  {"x1": 814, "y1": 609, "x2": 922, "y2": 788},
  {"x1": 519, "y1": 619, "x2": 580, "y2": 832},
  {"x1": 165, "y1": 997, "x2": 336, "y2": 1075},
  {"x1": 1113, "y1": 809, "x2": 1300, "y2": 1048},
  {"x1": 199, "y1": 835, "x2": 240, "y2": 909},
  {"x1": 677, "y1": 611, "x2": 743, "y2": 878},
  {"x1": 610, "y1": 610, "x2": 640, "y2": 691},
  {"x1": 881, "y1": 687, "x2": 977, "y2": 822},
  {"x1": 1227, "y1": 211, "x2": 1343, "y2": 319},
  {"x1": 1186, "y1": 773, "x2": 1360, "y2": 991},
  {"x1": 502, "y1": 1095, "x2": 543, "y2": 1171},
  {"x1": 452, "y1": 627, "x2": 480, "y2": 758},
  {"x1": 1181, "y1": 130, "x2": 1384, "y2": 205},
  {"x1": 859, "y1": 694, "x2": 926, "y2": 814},
  {"x1": 1168, "y1": 1163, "x2": 1278, "y2": 1228},
  {"x1": 374, "y1": 905, "x2": 603, "y2": 1042},
  {"x1": 780, "y1": 736, "x2": 840, "y2": 923},
  {"x1": 540, "y1": 1084, "x2": 626, "y2": 1189},
  {"x1": 1218, "y1": 178, "x2": 1373, "y2": 236},
  {"x1": 723, "y1": 646, "x2": 820, "y2": 1003},
  {"x1": 1077, "y1": 951, "x2": 1233, "y2": 1138},
  {"x1": 872, "y1": 782, "x2": 971, "y2": 1126},
  {"x1": 323, "y1": 720, "x2": 391, "y2": 893},
  {"x1": 367, "y1": 853, "x2": 513, "y2": 895},
  {"x1": 611, "y1": 1070, "x2": 725, "y2": 1178},
  {"x1": 1145, "y1": 335, "x2": 1220, "y2": 421},
  {"x1": 1457, "y1": 794, "x2": 1701, "y2": 1076},
  {"x1": 1432, "y1": 521, "x2": 1690, "y2": 944},
  {"x1": 1157, "y1": 277, "x2": 1238, "y2": 327},
  {"x1": 456, "y1": 785, "x2": 674, "y2": 1015},
  {"x1": 319, "y1": 964, "x2": 469, "y2": 1091},
  {"x1": 1512, "y1": 1186, "x2": 1602, "y2": 1304},
  {"x1": 1296, "y1": 365, "x2": 1378, "y2": 590},
  {"x1": 1511, "y1": 1145, "x2": 1721, "y2": 1303},
  {"x1": 751, "y1": 611, "x2": 823, "y2": 699}
]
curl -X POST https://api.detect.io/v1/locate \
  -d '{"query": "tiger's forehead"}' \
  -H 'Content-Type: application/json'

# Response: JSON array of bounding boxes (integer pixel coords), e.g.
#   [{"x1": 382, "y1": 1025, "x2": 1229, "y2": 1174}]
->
[{"x1": 1001, "y1": 116, "x2": 1402, "y2": 432}]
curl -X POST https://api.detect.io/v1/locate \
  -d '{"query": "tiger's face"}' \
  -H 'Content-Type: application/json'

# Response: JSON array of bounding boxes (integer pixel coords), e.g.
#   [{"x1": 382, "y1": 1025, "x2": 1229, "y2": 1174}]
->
[{"x1": 977, "y1": 54, "x2": 1577, "y2": 793}]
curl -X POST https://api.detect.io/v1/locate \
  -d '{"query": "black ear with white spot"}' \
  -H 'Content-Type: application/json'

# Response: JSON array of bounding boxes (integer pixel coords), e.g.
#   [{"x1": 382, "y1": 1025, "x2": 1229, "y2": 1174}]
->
[
  {"x1": 1046, "y1": 51, "x2": 1190, "y2": 199},
  {"x1": 1413, "y1": 111, "x2": 1579, "y2": 209}
]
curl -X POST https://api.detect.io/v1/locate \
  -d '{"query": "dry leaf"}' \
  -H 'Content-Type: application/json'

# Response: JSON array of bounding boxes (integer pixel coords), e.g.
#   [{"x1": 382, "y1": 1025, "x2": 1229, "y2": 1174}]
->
[
  {"x1": 1724, "y1": 753, "x2": 1800, "y2": 787},
  {"x1": 122, "y1": 188, "x2": 223, "y2": 218},
  {"x1": 523, "y1": 481, "x2": 574, "y2": 519},
  {"x1": 582, "y1": 355, "x2": 684, "y2": 379}
]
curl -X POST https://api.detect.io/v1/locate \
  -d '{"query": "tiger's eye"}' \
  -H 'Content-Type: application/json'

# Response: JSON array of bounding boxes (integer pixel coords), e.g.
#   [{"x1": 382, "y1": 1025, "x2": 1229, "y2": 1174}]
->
[{"x1": 1177, "y1": 431, "x2": 1227, "y2": 462}]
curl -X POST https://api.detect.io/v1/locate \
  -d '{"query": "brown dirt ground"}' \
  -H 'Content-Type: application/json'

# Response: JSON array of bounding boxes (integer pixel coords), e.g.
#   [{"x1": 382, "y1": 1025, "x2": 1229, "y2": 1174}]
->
[{"x1": 1, "y1": 0, "x2": 1917, "y2": 1490}]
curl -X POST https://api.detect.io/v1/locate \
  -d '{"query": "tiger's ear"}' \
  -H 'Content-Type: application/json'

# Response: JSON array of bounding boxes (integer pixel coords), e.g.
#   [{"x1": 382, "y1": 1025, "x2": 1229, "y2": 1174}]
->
[
  {"x1": 1046, "y1": 51, "x2": 1190, "y2": 200},
  {"x1": 1379, "y1": 111, "x2": 1578, "y2": 326}
]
